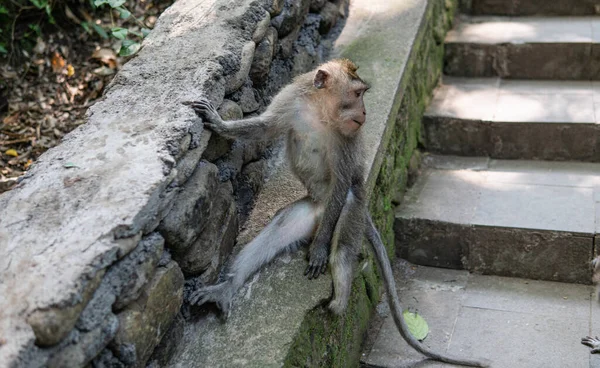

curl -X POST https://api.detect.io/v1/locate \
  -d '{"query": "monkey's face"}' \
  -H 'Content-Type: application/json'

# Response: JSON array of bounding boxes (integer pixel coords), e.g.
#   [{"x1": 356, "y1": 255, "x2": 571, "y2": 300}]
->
[
  {"x1": 313, "y1": 62, "x2": 369, "y2": 137},
  {"x1": 337, "y1": 82, "x2": 369, "y2": 136}
]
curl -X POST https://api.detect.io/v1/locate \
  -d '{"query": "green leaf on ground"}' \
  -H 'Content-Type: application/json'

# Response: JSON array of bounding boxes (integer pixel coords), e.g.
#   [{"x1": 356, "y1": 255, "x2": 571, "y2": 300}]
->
[
  {"x1": 63, "y1": 162, "x2": 79, "y2": 169},
  {"x1": 108, "y1": 0, "x2": 126, "y2": 8},
  {"x1": 29, "y1": 0, "x2": 48, "y2": 9},
  {"x1": 81, "y1": 22, "x2": 91, "y2": 33},
  {"x1": 111, "y1": 27, "x2": 128, "y2": 40},
  {"x1": 141, "y1": 28, "x2": 151, "y2": 37},
  {"x1": 403, "y1": 310, "x2": 429, "y2": 341},
  {"x1": 94, "y1": 0, "x2": 109, "y2": 6},
  {"x1": 116, "y1": 6, "x2": 131, "y2": 19},
  {"x1": 0, "y1": 5, "x2": 9, "y2": 14},
  {"x1": 119, "y1": 39, "x2": 140, "y2": 56},
  {"x1": 91, "y1": 23, "x2": 108, "y2": 39},
  {"x1": 0, "y1": 45, "x2": 7, "y2": 54}
]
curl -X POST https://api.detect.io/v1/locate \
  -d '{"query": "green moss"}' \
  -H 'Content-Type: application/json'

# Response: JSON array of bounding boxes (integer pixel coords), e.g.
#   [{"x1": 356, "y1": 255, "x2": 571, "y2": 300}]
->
[{"x1": 283, "y1": 1, "x2": 459, "y2": 366}]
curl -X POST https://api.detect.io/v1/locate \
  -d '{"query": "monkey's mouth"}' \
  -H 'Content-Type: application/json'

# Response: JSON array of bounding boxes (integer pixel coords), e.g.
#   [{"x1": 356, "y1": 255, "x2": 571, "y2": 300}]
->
[{"x1": 352, "y1": 120, "x2": 364, "y2": 126}]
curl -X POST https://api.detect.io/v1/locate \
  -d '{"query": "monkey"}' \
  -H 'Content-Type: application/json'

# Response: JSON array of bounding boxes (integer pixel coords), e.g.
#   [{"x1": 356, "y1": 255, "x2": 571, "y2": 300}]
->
[
  {"x1": 581, "y1": 256, "x2": 600, "y2": 353},
  {"x1": 184, "y1": 59, "x2": 490, "y2": 367}
]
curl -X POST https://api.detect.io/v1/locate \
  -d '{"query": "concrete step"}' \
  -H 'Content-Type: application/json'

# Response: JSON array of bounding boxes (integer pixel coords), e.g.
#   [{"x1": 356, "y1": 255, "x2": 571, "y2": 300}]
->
[
  {"x1": 361, "y1": 263, "x2": 597, "y2": 368},
  {"x1": 444, "y1": 16, "x2": 600, "y2": 80},
  {"x1": 395, "y1": 155, "x2": 600, "y2": 284},
  {"x1": 422, "y1": 77, "x2": 600, "y2": 162},
  {"x1": 466, "y1": 0, "x2": 600, "y2": 16}
]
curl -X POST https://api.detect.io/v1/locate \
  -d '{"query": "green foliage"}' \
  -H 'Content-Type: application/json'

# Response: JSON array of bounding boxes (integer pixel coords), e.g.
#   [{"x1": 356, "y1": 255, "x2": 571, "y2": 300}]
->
[{"x1": 0, "y1": 0, "x2": 151, "y2": 59}]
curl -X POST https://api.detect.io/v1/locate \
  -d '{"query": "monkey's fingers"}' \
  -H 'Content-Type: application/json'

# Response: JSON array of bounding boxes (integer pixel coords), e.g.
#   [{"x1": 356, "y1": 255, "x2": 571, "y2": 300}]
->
[{"x1": 582, "y1": 336, "x2": 600, "y2": 348}]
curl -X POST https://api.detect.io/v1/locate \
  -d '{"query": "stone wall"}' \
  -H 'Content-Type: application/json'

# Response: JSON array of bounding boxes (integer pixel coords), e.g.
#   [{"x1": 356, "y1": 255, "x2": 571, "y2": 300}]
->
[{"x1": 0, "y1": 0, "x2": 348, "y2": 367}]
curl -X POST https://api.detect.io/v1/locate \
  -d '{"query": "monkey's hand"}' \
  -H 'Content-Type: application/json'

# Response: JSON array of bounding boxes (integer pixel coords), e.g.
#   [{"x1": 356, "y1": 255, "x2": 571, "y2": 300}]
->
[
  {"x1": 184, "y1": 98, "x2": 226, "y2": 134},
  {"x1": 305, "y1": 242, "x2": 328, "y2": 279},
  {"x1": 582, "y1": 336, "x2": 600, "y2": 353},
  {"x1": 189, "y1": 281, "x2": 234, "y2": 318}
]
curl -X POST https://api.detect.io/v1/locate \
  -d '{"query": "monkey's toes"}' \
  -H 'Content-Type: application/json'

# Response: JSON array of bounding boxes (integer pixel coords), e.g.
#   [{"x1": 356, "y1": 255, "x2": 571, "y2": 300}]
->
[{"x1": 304, "y1": 262, "x2": 327, "y2": 279}]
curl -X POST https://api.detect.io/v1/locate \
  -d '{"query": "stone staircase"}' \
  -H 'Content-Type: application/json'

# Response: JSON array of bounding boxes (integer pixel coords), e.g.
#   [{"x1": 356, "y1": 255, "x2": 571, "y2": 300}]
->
[
  {"x1": 361, "y1": 3, "x2": 600, "y2": 367},
  {"x1": 398, "y1": 4, "x2": 600, "y2": 285}
]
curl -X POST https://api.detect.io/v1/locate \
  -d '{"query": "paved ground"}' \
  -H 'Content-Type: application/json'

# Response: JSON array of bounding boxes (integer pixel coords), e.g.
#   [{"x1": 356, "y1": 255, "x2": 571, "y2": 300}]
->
[{"x1": 361, "y1": 261, "x2": 600, "y2": 368}]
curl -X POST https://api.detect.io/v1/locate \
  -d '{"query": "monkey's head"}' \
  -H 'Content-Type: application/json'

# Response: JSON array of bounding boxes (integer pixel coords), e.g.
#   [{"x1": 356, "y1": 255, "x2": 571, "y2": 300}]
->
[{"x1": 313, "y1": 59, "x2": 370, "y2": 137}]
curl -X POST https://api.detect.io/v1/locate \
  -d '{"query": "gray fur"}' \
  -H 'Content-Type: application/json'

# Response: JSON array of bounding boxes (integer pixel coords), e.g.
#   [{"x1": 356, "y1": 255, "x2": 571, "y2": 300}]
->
[{"x1": 185, "y1": 59, "x2": 488, "y2": 367}]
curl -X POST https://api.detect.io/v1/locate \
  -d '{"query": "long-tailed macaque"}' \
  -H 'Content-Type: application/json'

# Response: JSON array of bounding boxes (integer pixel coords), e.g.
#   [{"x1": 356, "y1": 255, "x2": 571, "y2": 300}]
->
[{"x1": 185, "y1": 59, "x2": 489, "y2": 367}]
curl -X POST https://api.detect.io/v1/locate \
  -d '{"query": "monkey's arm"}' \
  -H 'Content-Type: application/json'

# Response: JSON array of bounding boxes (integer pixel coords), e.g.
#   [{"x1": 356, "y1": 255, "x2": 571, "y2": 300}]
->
[{"x1": 185, "y1": 98, "x2": 287, "y2": 141}]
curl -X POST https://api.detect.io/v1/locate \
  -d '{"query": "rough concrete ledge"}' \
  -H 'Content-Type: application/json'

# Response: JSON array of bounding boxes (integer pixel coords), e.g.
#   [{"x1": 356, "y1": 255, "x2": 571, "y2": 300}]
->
[{"x1": 158, "y1": 0, "x2": 459, "y2": 366}]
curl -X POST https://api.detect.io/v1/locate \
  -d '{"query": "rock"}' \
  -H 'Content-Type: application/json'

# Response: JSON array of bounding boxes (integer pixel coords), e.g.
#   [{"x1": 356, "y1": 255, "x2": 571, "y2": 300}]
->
[
  {"x1": 292, "y1": 47, "x2": 319, "y2": 77},
  {"x1": 145, "y1": 313, "x2": 185, "y2": 367},
  {"x1": 47, "y1": 314, "x2": 119, "y2": 368},
  {"x1": 266, "y1": 0, "x2": 285, "y2": 16},
  {"x1": 291, "y1": 14, "x2": 322, "y2": 76},
  {"x1": 110, "y1": 261, "x2": 184, "y2": 368},
  {"x1": 158, "y1": 162, "x2": 220, "y2": 254},
  {"x1": 217, "y1": 99, "x2": 244, "y2": 121},
  {"x1": 174, "y1": 131, "x2": 211, "y2": 186},
  {"x1": 75, "y1": 233, "x2": 164, "y2": 332},
  {"x1": 91, "y1": 349, "x2": 125, "y2": 368},
  {"x1": 27, "y1": 271, "x2": 104, "y2": 347},
  {"x1": 264, "y1": 58, "x2": 294, "y2": 97},
  {"x1": 178, "y1": 181, "x2": 238, "y2": 276},
  {"x1": 229, "y1": 82, "x2": 261, "y2": 113},
  {"x1": 271, "y1": 0, "x2": 311, "y2": 38},
  {"x1": 202, "y1": 134, "x2": 234, "y2": 162},
  {"x1": 236, "y1": 159, "x2": 269, "y2": 225},
  {"x1": 278, "y1": 24, "x2": 302, "y2": 58},
  {"x1": 114, "y1": 234, "x2": 164, "y2": 310},
  {"x1": 309, "y1": 0, "x2": 326, "y2": 12},
  {"x1": 250, "y1": 27, "x2": 278, "y2": 85},
  {"x1": 224, "y1": 41, "x2": 256, "y2": 94},
  {"x1": 319, "y1": 1, "x2": 339, "y2": 34},
  {"x1": 0, "y1": 176, "x2": 17, "y2": 194},
  {"x1": 252, "y1": 10, "x2": 271, "y2": 43}
]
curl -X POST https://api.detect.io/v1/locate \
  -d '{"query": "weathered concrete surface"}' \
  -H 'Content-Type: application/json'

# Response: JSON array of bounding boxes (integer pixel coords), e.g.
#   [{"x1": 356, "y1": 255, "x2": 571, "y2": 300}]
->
[
  {"x1": 361, "y1": 263, "x2": 594, "y2": 368},
  {"x1": 396, "y1": 155, "x2": 600, "y2": 284},
  {"x1": 445, "y1": 16, "x2": 600, "y2": 80},
  {"x1": 0, "y1": 0, "x2": 283, "y2": 364},
  {"x1": 422, "y1": 77, "x2": 600, "y2": 161},
  {"x1": 466, "y1": 0, "x2": 600, "y2": 16},
  {"x1": 161, "y1": 0, "x2": 456, "y2": 366}
]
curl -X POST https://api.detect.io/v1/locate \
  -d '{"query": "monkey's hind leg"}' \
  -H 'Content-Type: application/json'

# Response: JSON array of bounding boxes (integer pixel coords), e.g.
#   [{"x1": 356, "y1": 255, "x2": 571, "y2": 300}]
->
[
  {"x1": 328, "y1": 192, "x2": 363, "y2": 314},
  {"x1": 189, "y1": 197, "x2": 322, "y2": 315},
  {"x1": 582, "y1": 336, "x2": 600, "y2": 353}
]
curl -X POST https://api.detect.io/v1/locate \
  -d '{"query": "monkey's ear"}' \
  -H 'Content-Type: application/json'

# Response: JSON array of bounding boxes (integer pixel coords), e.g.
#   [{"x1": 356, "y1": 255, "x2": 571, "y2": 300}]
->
[{"x1": 313, "y1": 70, "x2": 329, "y2": 89}]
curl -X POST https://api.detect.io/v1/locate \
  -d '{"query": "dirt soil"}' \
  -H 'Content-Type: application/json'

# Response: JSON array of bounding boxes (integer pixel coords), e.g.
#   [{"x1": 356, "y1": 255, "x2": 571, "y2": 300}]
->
[{"x1": 0, "y1": 0, "x2": 174, "y2": 193}]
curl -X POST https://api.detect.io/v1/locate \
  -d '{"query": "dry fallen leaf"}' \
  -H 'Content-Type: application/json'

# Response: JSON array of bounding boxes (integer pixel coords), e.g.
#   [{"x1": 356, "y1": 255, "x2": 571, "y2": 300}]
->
[
  {"x1": 5, "y1": 149, "x2": 18, "y2": 157},
  {"x1": 2, "y1": 113, "x2": 19, "y2": 125},
  {"x1": 51, "y1": 51, "x2": 66, "y2": 73},
  {"x1": 92, "y1": 66, "x2": 115, "y2": 76},
  {"x1": 91, "y1": 48, "x2": 118, "y2": 69}
]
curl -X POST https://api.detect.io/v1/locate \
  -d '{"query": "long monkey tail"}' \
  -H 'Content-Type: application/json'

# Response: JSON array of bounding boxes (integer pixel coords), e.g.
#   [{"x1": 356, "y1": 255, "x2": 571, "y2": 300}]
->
[{"x1": 364, "y1": 214, "x2": 490, "y2": 368}]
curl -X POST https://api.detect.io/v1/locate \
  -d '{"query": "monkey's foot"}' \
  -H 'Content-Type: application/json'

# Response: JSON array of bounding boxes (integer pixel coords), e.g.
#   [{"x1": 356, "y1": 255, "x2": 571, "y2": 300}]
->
[
  {"x1": 189, "y1": 281, "x2": 234, "y2": 317},
  {"x1": 582, "y1": 336, "x2": 600, "y2": 353},
  {"x1": 305, "y1": 246, "x2": 328, "y2": 279},
  {"x1": 328, "y1": 299, "x2": 347, "y2": 315}
]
